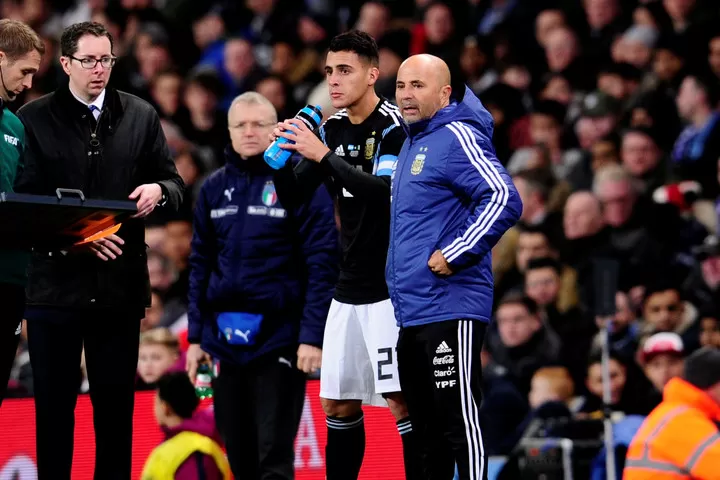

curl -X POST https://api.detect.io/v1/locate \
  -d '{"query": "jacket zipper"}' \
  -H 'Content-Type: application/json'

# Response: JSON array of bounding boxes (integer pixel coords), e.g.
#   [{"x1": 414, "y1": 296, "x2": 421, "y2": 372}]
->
[
  {"x1": 390, "y1": 138, "x2": 414, "y2": 324},
  {"x1": 230, "y1": 171, "x2": 250, "y2": 263}
]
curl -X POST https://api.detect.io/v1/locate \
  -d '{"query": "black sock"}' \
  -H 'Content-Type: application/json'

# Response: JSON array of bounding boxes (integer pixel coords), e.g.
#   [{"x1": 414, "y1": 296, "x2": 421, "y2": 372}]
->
[
  {"x1": 397, "y1": 416, "x2": 422, "y2": 480},
  {"x1": 326, "y1": 412, "x2": 365, "y2": 480}
]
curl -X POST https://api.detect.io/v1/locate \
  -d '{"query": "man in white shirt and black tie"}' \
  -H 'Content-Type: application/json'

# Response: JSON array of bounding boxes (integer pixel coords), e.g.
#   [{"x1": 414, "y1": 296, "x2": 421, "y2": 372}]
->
[{"x1": 15, "y1": 21, "x2": 183, "y2": 479}]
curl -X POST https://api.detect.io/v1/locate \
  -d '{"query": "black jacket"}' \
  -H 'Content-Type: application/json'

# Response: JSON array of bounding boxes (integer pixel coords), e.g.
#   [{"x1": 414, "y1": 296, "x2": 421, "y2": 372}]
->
[{"x1": 15, "y1": 85, "x2": 184, "y2": 311}]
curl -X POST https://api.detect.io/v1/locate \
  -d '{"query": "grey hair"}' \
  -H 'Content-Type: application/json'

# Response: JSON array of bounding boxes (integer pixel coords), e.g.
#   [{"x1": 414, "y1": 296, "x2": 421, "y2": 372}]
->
[
  {"x1": 229, "y1": 92, "x2": 277, "y2": 122},
  {"x1": 592, "y1": 164, "x2": 636, "y2": 197}
]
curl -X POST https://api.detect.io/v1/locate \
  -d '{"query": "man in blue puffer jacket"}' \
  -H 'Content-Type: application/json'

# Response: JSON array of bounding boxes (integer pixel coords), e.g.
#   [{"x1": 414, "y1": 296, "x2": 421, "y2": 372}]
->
[
  {"x1": 185, "y1": 92, "x2": 339, "y2": 479},
  {"x1": 388, "y1": 55, "x2": 522, "y2": 480}
]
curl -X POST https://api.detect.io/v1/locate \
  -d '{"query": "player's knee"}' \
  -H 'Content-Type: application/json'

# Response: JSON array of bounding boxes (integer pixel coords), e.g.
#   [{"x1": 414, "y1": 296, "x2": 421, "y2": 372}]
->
[
  {"x1": 321, "y1": 398, "x2": 362, "y2": 418},
  {"x1": 383, "y1": 392, "x2": 409, "y2": 420}
]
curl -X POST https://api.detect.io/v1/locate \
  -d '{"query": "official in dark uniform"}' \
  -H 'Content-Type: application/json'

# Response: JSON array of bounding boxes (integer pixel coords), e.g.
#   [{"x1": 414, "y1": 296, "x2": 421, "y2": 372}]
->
[
  {"x1": 15, "y1": 22, "x2": 183, "y2": 479},
  {"x1": 0, "y1": 19, "x2": 45, "y2": 406}
]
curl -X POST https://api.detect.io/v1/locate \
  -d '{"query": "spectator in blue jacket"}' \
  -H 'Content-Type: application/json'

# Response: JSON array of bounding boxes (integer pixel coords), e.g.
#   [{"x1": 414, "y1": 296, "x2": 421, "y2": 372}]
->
[
  {"x1": 388, "y1": 54, "x2": 522, "y2": 480},
  {"x1": 185, "y1": 92, "x2": 339, "y2": 479}
]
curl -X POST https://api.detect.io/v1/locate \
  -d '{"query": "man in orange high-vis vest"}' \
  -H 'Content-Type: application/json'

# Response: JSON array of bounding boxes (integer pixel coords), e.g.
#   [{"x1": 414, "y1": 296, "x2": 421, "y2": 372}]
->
[{"x1": 624, "y1": 347, "x2": 720, "y2": 480}]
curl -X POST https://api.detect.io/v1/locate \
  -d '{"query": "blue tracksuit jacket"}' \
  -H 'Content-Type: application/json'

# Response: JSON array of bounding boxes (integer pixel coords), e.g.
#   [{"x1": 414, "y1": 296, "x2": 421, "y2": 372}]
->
[
  {"x1": 386, "y1": 86, "x2": 522, "y2": 327},
  {"x1": 187, "y1": 148, "x2": 339, "y2": 365}
]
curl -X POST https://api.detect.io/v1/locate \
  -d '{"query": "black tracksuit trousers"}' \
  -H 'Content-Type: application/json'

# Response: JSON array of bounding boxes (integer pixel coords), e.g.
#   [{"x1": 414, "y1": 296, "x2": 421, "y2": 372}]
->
[{"x1": 397, "y1": 319, "x2": 488, "y2": 480}]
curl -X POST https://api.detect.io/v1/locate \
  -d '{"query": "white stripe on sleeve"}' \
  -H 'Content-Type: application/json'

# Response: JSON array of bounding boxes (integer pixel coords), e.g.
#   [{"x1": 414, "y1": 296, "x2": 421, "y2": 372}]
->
[
  {"x1": 442, "y1": 122, "x2": 508, "y2": 263},
  {"x1": 376, "y1": 155, "x2": 397, "y2": 176}
]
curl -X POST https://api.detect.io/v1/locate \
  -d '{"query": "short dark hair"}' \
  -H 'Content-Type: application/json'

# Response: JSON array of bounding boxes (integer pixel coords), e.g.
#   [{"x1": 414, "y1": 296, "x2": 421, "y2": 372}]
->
[
  {"x1": 517, "y1": 222, "x2": 551, "y2": 241},
  {"x1": 497, "y1": 291, "x2": 539, "y2": 316},
  {"x1": 598, "y1": 62, "x2": 643, "y2": 82},
  {"x1": 186, "y1": 69, "x2": 224, "y2": 98},
  {"x1": 513, "y1": 168, "x2": 553, "y2": 201},
  {"x1": 328, "y1": 30, "x2": 379, "y2": 67},
  {"x1": 255, "y1": 73, "x2": 287, "y2": 88},
  {"x1": 157, "y1": 372, "x2": 199, "y2": 419},
  {"x1": 527, "y1": 256, "x2": 562, "y2": 275},
  {"x1": 587, "y1": 350, "x2": 625, "y2": 368},
  {"x1": 532, "y1": 99, "x2": 566, "y2": 125},
  {"x1": 151, "y1": 68, "x2": 182, "y2": 86},
  {"x1": 687, "y1": 72, "x2": 720, "y2": 109},
  {"x1": 0, "y1": 19, "x2": 45, "y2": 61},
  {"x1": 61, "y1": 22, "x2": 114, "y2": 58},
  {"x1": 642, "y1": 277, "x2": 682, "y2": 306},
  {"x1": 622, "y1": 126, "x2": 660, "y2": 147}
]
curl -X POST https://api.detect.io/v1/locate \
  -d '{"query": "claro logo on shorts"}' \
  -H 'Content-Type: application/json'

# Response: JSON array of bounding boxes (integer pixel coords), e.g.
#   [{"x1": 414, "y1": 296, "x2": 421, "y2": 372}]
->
[
  {"x1": 434, "y1": 367, "x2": 455, "y2": 377},
  {"x1": 432, "y1": 355, "x2": 454, "y2": 365}
]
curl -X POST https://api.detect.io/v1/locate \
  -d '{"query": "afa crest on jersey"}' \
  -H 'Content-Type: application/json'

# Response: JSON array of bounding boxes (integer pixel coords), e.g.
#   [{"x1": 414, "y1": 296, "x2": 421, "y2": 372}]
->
[
  {"x1": 364, "y1": 135, "x2": 375, "y2": 161},
  {"x1": 262, "y1": 181, "x2": 278, "y2": 207},
  {"x1": 411, "y1": 154, "x2": 425, "y2": 175}
]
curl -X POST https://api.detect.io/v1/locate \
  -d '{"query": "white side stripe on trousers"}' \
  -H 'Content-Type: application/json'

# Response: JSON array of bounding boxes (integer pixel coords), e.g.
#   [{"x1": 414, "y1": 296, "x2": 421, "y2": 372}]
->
[{"x1": 457, "y1": 320, "x2": 485, "y2": 480}]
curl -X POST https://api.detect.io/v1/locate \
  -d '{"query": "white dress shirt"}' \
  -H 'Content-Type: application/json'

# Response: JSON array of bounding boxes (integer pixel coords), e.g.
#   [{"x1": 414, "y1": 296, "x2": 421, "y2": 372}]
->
[{"x1": 69, "y1": 87, "x2": 105, "y2": 120}]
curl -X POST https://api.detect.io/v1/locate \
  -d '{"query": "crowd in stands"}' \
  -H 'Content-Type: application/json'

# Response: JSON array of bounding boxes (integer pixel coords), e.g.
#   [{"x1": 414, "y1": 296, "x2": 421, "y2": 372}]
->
[{"x1": 3, "y1": 0, "x2": 720, "y2": 474}]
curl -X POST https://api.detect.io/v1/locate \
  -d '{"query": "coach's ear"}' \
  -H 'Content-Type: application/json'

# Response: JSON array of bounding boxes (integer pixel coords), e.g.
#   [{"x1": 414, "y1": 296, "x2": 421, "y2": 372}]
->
[{"x1": 440, "y1": 84, "x2": 452, "y2": 106}]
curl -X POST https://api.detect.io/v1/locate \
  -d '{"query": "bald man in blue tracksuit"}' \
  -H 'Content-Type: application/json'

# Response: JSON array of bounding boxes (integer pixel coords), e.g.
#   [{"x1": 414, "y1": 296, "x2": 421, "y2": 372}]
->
[{"x1": 387, "y1": 55, "x2": 522, "y2": 480}]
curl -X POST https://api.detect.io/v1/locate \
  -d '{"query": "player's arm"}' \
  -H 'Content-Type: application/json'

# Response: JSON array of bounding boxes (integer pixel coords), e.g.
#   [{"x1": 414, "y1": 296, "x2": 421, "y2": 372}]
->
[
  {"x1": 276, "y1": 117, "x2": 396, "y2": 199},
  {"x1": 320, "y1": 151, "x2": 390, "y2": 197},
  {"x1": 273, "y1": 124, "x2": 329, "y2": 208},
  {"x1": 321, "y1": 124, "x2": 405, "y2": 198},
  {"x1": 274, "y1": 155, "x2": 327, "y2": 208},
  {"x1": 439, "y1": 124, "x2": 522, "y2": 272}
]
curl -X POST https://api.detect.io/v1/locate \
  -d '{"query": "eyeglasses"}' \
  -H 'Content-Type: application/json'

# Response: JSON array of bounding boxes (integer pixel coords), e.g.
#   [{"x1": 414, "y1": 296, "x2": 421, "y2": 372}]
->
[
  {"x1": 68, "y1": 55, "x2": 116, "y2": 69},
  {"x1": 230, "y1": 121, "x2": 275, "y2": 130}
]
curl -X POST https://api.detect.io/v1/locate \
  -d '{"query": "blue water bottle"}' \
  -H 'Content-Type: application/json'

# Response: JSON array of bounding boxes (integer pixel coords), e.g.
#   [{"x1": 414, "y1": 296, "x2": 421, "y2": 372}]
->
[{"x1": 264, "y1": 104, "x2": 323, "y2": 169}]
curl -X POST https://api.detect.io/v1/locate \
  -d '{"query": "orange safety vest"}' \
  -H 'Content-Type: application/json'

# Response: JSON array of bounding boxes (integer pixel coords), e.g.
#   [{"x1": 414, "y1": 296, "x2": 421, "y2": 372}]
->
[{"x1": 624, "y1": 378, "x2": 720, "y2": 480}]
